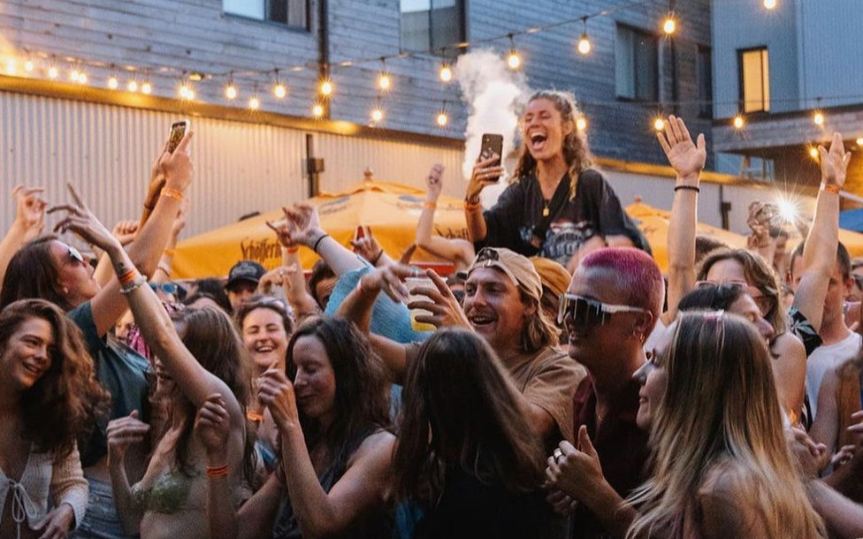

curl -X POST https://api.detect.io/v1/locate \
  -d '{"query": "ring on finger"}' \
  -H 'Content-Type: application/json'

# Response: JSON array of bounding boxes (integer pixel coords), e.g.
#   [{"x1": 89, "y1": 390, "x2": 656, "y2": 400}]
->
[{"x1": 553, "y1": 448, "x2": 563, "y2": 460}]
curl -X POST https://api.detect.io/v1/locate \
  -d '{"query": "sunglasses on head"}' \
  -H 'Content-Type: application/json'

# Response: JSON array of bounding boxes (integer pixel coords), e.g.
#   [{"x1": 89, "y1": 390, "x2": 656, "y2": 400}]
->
[
  {"x1": 557, "y1": 293, "x2": 649, "y2": 326},
  {"x1": 695, "y1": 280, "x2": 776, "y2": 316},
  {"x1": 149, "y1": 282, "x2": 179, "y2": 296}
]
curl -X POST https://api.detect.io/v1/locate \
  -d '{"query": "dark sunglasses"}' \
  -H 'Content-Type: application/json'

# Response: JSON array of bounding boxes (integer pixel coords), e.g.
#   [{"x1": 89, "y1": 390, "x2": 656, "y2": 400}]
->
[
  {"x1": 149, "y1": 282, "x2": 179, "y2": 296},
  {"x1": 557, "y1": 293, "x2": 649, "y2": 326},
  {"x1": 475, "y1": 247, "x2": 500, "y2": 264},
  {"x1": 67, "y1": 246, "x2": 85, "y2": 264}
]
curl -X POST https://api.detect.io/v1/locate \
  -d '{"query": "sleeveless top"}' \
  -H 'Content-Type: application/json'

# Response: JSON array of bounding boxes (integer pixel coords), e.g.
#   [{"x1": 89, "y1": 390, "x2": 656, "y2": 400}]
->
[{"x1": 272, "y1": 428, "x2": 393, "y2": 539}]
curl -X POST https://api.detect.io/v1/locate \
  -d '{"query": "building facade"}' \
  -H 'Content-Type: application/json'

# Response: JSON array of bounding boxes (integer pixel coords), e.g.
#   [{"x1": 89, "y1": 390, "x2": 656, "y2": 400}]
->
[
  {"x1": 0, "y1": 0, "x2": 785, "y2": 246},
  {"x1": 711, "y1": 0, "x2": 863, "y2": 197}
]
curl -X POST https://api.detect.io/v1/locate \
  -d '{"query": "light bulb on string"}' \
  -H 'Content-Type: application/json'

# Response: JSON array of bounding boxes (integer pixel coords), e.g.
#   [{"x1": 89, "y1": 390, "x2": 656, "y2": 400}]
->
[
  {"x1": 733, "y1": 115, "x2": 745, "y2": 129},
  {"x1": 576, "y1": 116, "x2": 588, "y2": 132},
  {"x1": 813, "y1": 111, "x2": 825, "y2": 126},
  {"x1": 654, "y1": 117, "x2": 666, "y2": 131},
  {"x1": 24, "y1": 57, "x2": 34, "y2": 72},
  {"x1": 436, "y1": 102, "x2": 449, "y2": 127},
  {"x1": 312, "y1": 103, "x2": 325, "y2": 118},
  {"x1": 663, "y1": 14, "x2": 676, "y2": 35},
  {"x1": 763, "y1": 0, "x2": 777, "y2": 9},
  {"x1": 577, "y1": 18, "x2": 592, "y2": 55},
  {"x1": 47, "y1": 65, "x2": 58, "y2": 79},
  {"x1": 225, "y1": 73, "x2": 238, "y2": 100},
  {"x1": 70, "y1": 68, "x2": 81, "y2": 82},
  {"x1": 249, "y1": 96, "x2": 260, "y2": 110},
  {"x1": 808, "y1": 146, "x2": 819, "y2": 160},
  {"x1": 127, "y1": 79, "x2": 139, "y2": 92},
  {"x1": 273, "y1": 69, "x2": 287, "y2": 98},
  {"x1": 439, "y1": 61, "x2": 453, "y2": 83},
  {"x1": 506, "y1": 35, "x2": 521, "y2": 70},
  {"x1": 107, "y1": 75, "x2": 119, "y2": 90},
  {"x1": 141, "y1": 81, "x2": 152, "y2": 94},
  {"x1": 77, "y1": 72, "x2": 87, "y2": 84},
  {"x1": 856, "y1": 137, "x2": 863, "y2": 147},
  {"x1": 320, "y1": 79, "x2": 333, "y2": 97},
  {"x1": 378, "y1": 59, "x2": 392, "y2": 91},
  {"x1": 371, "y1": 106, "x2": 384, "y2": 123}
]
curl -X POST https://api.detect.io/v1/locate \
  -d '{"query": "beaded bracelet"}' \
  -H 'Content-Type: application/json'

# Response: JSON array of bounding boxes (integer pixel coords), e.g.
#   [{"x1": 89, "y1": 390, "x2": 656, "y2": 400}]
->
[
  {"x1": 160, "y1": 187, "x2": 184, "y2": 202},
  {"x1": 120, "y1": 276, "x2": 147, "y2": 295}
]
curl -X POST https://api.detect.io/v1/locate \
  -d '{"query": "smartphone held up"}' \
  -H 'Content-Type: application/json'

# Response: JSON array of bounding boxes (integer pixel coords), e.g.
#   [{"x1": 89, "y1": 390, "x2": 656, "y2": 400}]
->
[
  {"x1": 167, "y1": 120, "x2": 190, "y2": 154},
  {"x1": 479, "y1": 133, "x2": 503, "y2": 182}
]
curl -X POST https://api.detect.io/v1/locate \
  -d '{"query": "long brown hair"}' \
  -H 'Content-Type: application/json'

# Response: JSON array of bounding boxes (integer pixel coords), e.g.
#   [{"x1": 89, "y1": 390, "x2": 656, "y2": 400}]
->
[
  {"x1": 0, "y1": 299, "x2": 109, "y2": 459},
  {"x1": 512, "y1": 90, "x2": 593, "y2": 200},
  {"x1": 169, "y1": 307, "x2": 255, "y2": 480},
  {"x1": 0, "y1": 236, "x2": 72, "y2": 310},
  {"x1": 393, "y1": 328, "x2": 544, "y2": 506},
  {"x1": 286, "y1": 317, "x2": 390, "y2": 465},
  {"x1": 627, "y1": 312, "x2": 824, "y2": 539}
]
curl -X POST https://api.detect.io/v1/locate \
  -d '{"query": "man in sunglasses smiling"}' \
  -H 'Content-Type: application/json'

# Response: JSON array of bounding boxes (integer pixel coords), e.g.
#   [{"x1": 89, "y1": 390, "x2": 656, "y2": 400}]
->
[{"x1": 561, "y1": 247, "x2": 663, "y2": 538}]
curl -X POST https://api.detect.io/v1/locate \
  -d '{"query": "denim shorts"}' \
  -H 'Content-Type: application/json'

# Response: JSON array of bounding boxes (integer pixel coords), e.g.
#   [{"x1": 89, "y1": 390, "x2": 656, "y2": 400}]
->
[{"x1": 70, "y1": 476, "x2": 138, "y2": 539}]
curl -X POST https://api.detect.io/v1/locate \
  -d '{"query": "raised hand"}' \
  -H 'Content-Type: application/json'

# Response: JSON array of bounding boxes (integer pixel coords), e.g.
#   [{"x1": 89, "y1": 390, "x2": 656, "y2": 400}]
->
[
  {"x1": 172, "y1": 197, "x2": 189, "y2": 237},
  {"x1": 257, "y1": 265, "x2": 297, "y2": 295},
  {"x1": 357, "y1": 244, "x2": 417, "y2": 303},
  {"x1": 746, "y1": 201, "x2": 773, "y2": 247},
  {"x1": 112, "y1": 220, "x2": 140, "y2": 246},
  {"x1": 158, "y1": 131, "x2": 194, "y2": 192},
  {"x1": 787, "y1": 427, "x2": 829, "y2": 478},
  {"x1": 351, "y1": 228, "x2": 384, "y2": 265},
  {"x1": 195, "y1": 394, "x2": 231, "y2": 457},
  {"x1": 282, "y1": 203, "x2": 325, "y2": 248},
  {"x1": 465, "y1": 155, "x2": 504, "y2": 203},
  {"x1": 106, "y1": 410, "x2": 150, "y2": 465},
  {"x1": 406, "y1": 269, "x2": 471, "y2": 329},
  {"x1": 819, "y1": 132, "x2": 851, "y2": 188},
  {"x1": 12, "y1": 185, "x2": 48, "y2": 241},
  {"x1": 425, "y1": 164, "x2": 445, "y2": 201},
  {"x1": 545, "y1": 426, "x2": 606, "y2": 501},
  {"x1": 656, "y1": 115, "x2": 706, "y2": 182},
  {"x1": 258, "y1": 368, "x2": 300, "y2": 432},
  {"x1": 49, "y1": 184, "x2": 121, "y2": 253}
]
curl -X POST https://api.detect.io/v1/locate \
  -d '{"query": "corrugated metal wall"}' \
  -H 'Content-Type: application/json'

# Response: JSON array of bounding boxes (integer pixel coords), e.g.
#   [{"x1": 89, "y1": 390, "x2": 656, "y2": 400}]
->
[{"x1": 0, "y1": 91, "x2": 466, "y2": 244}]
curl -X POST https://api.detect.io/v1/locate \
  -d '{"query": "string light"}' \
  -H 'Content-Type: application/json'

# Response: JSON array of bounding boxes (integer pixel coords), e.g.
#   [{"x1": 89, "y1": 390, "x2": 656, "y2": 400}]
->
[
  {"x1": 733, "y1": 115, "x2": 745, "y2": 129},
  {"x1": 808, "y1": 146, "x2": 819, "y2": 160},
  {"x1": 24, "y1": 58, "x2": 34, "y2": 72},
  {"x1": 127, "y1": 79, "x2": 139, "y2": 92},
  {"x1": 225, "y1": 73, "x2": 238, "y2": 100},
  {"x1": 312, "y1": 103, "x2": 325, "y2": 118},
  {"x1": 506, "y1": 35, "x2": 521, "y2": 70},
  {"x1": 70, "y1": 69, "x2": 81, "y2": 82},
  {"x1": 813, "y1": 111, "x2": 825, "y2": 126},
  {"x1": 577, "y1": 18, "x2": 592, "y2": 55},
  {"x1": 141, "y1": 80, "x2": 152, "y2": 94},
  {"x1": 5, "y1": 58, "x2": 16, "y2": 75},
  {"x1": 576, "y1": 116, "x2": 588, "y2": 132},
  {"x1": 654, "y1": 118, "x2": 666, "y2": 131},
  {"x1": 763, "y1": 0, "x2": 777, "y2": 9},
  {"x1": 856, "y1": 137, "x2": 863, "y2": 147},
  {"x1": 273, "y1": 69, "x2": 287, "y2": 98},
  {"x1": 107, "y1": 70, "x2": 119, "y2": 90},
  {"x1": 371, "y1": 107, "x2": 384, "y2": 123},
  {"x1": 662, "y1": 14, "x2": 676, "y2": 35},
  {"x1": 377, "y1": 59, "x2": 391, "y2": 91},
  {"x1": 47, "y1": 65, "x2": 58, "y2": 79},
  {"x1": 178, "y1": 82, "x2": 195, "y2": 100},
  {"x1": 437, "y1": 111, "x2": 449, "y2": 127},
  {"x1": 439, "y1": 61, "x2": 453, "y2": 83},
  {"x1": 320, "y1": 79, "x2": 333, "y2": 97},
  {"x1": 77, "y1": 72, "x2": 88, "y2": 84},
  {"x1": 249, "y1": 95, "x2": 260, "y2": 110}
]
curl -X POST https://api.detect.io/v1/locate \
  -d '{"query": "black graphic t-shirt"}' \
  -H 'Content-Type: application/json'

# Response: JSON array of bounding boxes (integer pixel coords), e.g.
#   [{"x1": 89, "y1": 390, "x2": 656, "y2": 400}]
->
[{"x1": 478, "y1": 169, "x2": 649, "y2": 267}]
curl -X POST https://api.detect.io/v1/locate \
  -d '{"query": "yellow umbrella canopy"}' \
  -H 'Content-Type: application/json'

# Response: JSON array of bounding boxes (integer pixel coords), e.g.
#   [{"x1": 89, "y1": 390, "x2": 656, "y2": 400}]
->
[
  {"x1": 173, "y1": 178, "x2": 469, "y2": 280},
  {"x1": 625, "y1": 201, "x2": 748, "y2": 272}
]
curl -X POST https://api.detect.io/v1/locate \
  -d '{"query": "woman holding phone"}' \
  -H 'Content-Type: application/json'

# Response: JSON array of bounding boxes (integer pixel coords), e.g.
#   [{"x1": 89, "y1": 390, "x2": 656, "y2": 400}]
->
[{"x1": 465, "y1": 90, "x2": 646, "y2": 272}]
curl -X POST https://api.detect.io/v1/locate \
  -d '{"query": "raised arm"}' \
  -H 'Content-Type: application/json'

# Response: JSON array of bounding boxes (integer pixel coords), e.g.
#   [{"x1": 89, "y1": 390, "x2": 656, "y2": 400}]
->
[
  {"x1": 657, "y1": 115, "x2": 706, "y2": 325},
  {"x1": 265, "y1": 217, "x2": 321, "y2": 319},
  {"x1": 0, "y1": 186, "x2": 46, "y2": 294},
  {"x1": 417, "y1": 164, "x2": 475, "y2": 269},
  {"x1": 793, "y1": 132, "x2": 850, "y2": 333},
  {"x1": 283, "y1": 203, "x2": 363, "y2": 276},
  {"x1": 465, "y1": 155, "x2": 504, "y2": 243},
  {"x1": 259, "y1": 368, "x2": 395, "y2": 538},
  {"x1": 351, "y1": 229, "x2": 394, "y2": 268},
  {"x1": 93, "y1": 220, "x2": 141, "y2": 287}
]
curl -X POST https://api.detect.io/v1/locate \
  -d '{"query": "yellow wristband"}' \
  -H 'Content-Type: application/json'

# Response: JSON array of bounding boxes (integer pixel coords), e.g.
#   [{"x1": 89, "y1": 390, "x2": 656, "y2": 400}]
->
[{"x1": 160, "y1": 188, "x2": 184, "y2": 202}]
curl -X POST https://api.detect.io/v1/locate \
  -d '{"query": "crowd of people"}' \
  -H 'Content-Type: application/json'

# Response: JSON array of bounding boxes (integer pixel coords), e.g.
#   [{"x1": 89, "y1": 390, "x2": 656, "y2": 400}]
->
[{"x1": 2, "y1": 89, "x2": 863, "y2": 539}]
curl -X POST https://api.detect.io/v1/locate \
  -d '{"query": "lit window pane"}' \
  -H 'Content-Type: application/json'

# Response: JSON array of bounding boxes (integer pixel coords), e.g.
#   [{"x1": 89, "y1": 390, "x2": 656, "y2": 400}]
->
[{"x1": 224, "y1": 0, "x2": 264, "y2": 20}]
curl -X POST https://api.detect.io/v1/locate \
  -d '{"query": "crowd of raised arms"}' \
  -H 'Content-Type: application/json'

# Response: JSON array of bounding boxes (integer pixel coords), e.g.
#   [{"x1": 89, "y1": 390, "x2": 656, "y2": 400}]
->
[{"x1": 2, "y1": 89, "x2": 863, "y2": 539}]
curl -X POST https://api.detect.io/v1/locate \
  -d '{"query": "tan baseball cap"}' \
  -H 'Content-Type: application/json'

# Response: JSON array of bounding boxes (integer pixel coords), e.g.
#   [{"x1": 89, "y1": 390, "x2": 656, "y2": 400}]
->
[
  {"x1": 467, "y1": 247, "x2": 543, "y2": 303},
  {"x1": 530, "y1": 257, "x2": 572, "y2": 297}
]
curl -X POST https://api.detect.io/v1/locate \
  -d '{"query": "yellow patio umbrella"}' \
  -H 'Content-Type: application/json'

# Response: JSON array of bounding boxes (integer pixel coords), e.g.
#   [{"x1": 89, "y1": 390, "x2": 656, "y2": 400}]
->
[
  {"x1": 172, "y1": 175, "x2": 469, "y2": 279},
  {"x1": 625, "y1": 201, "x2": 748, "y2": 272}
]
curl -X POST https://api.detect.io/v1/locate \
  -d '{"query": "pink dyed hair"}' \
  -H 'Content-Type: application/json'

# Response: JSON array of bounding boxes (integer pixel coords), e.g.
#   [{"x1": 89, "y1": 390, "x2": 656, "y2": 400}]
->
[{"x1": 580, "y1": 247, "x2": 665, "y2": 320}]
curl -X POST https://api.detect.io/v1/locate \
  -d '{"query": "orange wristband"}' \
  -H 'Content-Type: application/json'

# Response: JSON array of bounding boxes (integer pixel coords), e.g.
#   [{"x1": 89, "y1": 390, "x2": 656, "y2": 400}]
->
[
  {"x1": 206, "y1": 465, "x2": 229, "y2": 478},
  {"x1": 160, "y1": 187, "x2": 184, "y2": 202},
  {"x1": 464, "y1": 199, "x2": 481, "y2": 211},
  {"x1": 821, "y1": 183, "x2": 840, "y2": 195},
  {"x1": 246, "y1": 410, "x2": 264, "y2": 423},
  {"x1": 285, "y1": 246, "x2": 299, "y2": 254},
  {"x1": 118, "y1": 269, "x2": 138, "y2": 285},
  {"x1": 423, "y1": 201, "x2": 437, "y2": 209},
  {"x1": 163, "y1": 248, "x2": 175, "y2": 257}
]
